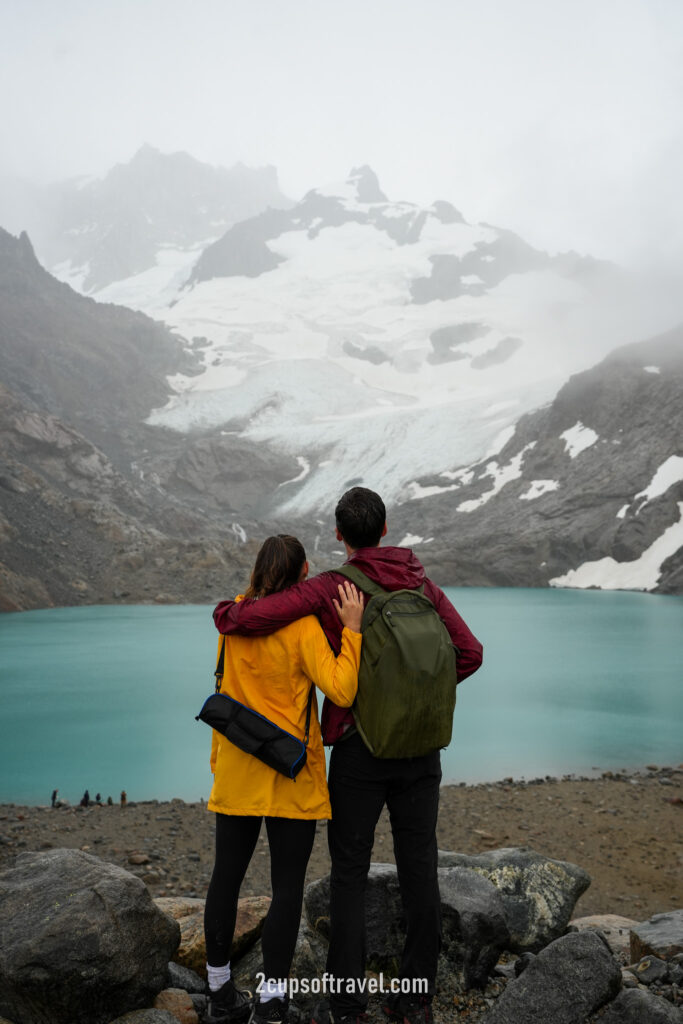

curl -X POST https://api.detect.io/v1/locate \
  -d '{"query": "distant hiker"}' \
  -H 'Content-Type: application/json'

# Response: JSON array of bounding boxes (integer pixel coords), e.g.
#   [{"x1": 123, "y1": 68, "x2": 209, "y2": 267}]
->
[
  {"x1": 95, "y1": 793, "x2": 102, "y2": 804},
  {"x1": 51, "y1": 789, "x2": 58, "y2": 808},
  {"x1": 215, "y1": 487, "x2": 483, "y2": 1024},
  {"x1": 80, "y1": 790, "x2": 90, "y2": 808},
  {"x1": 107, "y1": 795, "x2": 113, "y2": 805},
  {"x1": 120, "y1": 790, "x2": 127, "y2": 807}
]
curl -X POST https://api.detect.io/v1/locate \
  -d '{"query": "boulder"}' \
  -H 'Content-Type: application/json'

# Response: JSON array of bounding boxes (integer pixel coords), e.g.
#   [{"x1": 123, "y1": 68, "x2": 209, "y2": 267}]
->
[
  {"x1": 630, "y1": 910, "x2": 683, "y2": 962},
  {"x1": 570, "y1": 915, "x2": 637, "y2": 959},
  {"x1": 305, "y1": 863, "x2": 510, "y2": 991},
  {"x1": 439, "y1": 867, "x2": 511, "y2": 990},
  {"x1": 305, "y1": 864, "x2": 405, "y2": 968},
  {"x1": 155, "y1": 895, "x2": 270, "y2": 976},
  {"x1": 153, "y1": 988, "x2": 199, "y2": 1024},
  {"x1": 0, "y1": 849, "x2": 180, "y2": 1024},
  {"x1": 479, "y1": 931, "x2": 621, "y2": 1024},
  {"x1": 596, "y1": 988, "x2": 683, "y2": 1023},
  {"x1": 167, "y1": 962, "x2": 206, "y2": 994},
  {"x1": 438, "y1": 846, "x2": 591, "y2": 952}
]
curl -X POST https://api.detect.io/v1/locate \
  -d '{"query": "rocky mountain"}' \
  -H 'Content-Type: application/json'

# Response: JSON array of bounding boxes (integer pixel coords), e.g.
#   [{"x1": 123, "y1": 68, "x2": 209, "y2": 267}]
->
[
  {"x1": 0, "y1": 228, "x2": 275, "y2": 611},
  {"x1": 82, "y1": 165, "x2": 680, "y2": 520},
  {"x1": 2, "y1": 155, "x2": 682, "y2": 607},
  {"x1": 0, "y1": 146, "x2": 291, "y2": 293},
  {"x1": 389, "y1": 327, "x2": 683, "y2": 594}
]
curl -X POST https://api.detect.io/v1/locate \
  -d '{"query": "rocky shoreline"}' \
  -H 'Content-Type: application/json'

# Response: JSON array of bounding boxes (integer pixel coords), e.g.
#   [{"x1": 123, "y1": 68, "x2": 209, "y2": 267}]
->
[{"x1": 2, "y1": 767, "x2": 681, "y2": 921}]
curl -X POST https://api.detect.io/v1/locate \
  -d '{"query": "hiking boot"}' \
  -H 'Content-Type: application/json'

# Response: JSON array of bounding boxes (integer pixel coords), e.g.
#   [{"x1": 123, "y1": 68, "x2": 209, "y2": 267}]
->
[
  {"x1": 310, "y1": 1001, "x2": 369, "y2": 1024},
  {"x1": 206, "y1": 979, "x2": 254, "y2": 1024},
  {"x1": 382, "y1": 992, "x2": 433, "y2": 1024},
  {"x1": 254, "y1": 997, "x2": 289, "y2": 1024}
]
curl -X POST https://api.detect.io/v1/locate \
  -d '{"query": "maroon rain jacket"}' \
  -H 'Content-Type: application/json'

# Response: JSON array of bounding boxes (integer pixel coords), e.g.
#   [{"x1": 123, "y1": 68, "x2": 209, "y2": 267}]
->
[{"x1": 213, "y1": 545, "x2": 483, "y2": 745}]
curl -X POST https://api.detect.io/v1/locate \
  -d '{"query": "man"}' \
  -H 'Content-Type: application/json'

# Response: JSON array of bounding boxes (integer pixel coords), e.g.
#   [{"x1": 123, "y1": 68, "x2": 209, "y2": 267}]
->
[{"x1": 214, "y1": 487, "x2": 483, "y2": 1024}]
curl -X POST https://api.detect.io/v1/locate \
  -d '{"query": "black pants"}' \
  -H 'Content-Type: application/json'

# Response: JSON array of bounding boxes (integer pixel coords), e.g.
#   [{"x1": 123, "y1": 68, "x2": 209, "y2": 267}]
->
[
  {"x1": 326, "y1": 732, "x2": 442, "y2": 1015},
  {"x1": 204, "y1": 813, "x2": 316, "y2": 982}
]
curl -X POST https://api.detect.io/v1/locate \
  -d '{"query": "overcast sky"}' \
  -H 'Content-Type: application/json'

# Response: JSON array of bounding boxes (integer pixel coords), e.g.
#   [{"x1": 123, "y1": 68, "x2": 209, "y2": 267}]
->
[{"x1": 1, "y1": 0, "x2": 682, "y2": 269}]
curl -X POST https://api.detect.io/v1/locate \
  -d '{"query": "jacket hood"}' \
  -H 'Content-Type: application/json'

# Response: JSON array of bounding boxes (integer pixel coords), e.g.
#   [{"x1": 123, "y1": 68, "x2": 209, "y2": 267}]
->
[{"x1": 345, "y1": 545, "x2": 426, "y2": 591}]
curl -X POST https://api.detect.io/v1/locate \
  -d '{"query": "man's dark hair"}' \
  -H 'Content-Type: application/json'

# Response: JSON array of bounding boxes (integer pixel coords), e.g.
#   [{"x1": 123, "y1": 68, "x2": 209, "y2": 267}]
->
[{"x1": 335, "y1": 487, "x2": 386, "y2": 549}]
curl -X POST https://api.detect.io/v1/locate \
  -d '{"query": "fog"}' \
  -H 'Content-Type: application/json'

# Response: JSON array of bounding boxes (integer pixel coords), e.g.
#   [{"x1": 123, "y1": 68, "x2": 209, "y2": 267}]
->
[{"x1": 1, "y1": 0, "x2": 682, "y2": 271}]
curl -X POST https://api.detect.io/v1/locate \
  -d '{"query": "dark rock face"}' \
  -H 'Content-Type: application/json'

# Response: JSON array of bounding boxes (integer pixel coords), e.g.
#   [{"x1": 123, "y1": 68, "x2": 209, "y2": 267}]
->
[
  {"x1": 395, "y1": 326, "x2": 683, "y2": 594},
  {"x1": 0, "y1": 228, "x2": 265, "y2": 610},
  {"x1": 439, "y1": 866, "x2": 510, "y2": 989},
  {"x1": 479, "y1": 930, "x2": 621, "y2": 1024},
  {"x1": 597, "y1": 987, "x2": 683, "y2": 1023},
  {"x1": 437, "y1": 847, "x2": 591, "y2": 953},
  {"x1": 0, "y1": 848, "x2": 180, "y2": 1024}
]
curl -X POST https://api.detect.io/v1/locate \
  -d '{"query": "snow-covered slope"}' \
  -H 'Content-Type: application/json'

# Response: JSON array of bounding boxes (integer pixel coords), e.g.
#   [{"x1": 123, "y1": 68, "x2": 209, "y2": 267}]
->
[
  {"x1": 389, "y1": 328, "x2": 683, "y2": 594},
  {"x1": 83, "y1": 166, "x2": 676, "y2": 515}
]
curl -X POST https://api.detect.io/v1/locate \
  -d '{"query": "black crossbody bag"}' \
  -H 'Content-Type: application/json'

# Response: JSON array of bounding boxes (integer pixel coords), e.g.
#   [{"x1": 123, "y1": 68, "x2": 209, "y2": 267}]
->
[{"x1": 195, "y1": 635, "x2": 314, "y2": 780}]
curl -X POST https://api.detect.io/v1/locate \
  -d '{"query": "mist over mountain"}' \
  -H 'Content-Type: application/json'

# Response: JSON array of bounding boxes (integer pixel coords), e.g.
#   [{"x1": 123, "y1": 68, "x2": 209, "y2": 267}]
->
[
  {"x1": 0, "y1": 146, "x2": 291, "y2": 292},
  {"x1": 0, "y1": 158, "x2": 681, "y2": 607}
]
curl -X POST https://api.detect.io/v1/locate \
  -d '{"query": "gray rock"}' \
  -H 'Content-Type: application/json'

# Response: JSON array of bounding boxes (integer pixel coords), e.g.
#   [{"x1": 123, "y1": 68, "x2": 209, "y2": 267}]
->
[
  {"x1": 304, "y1": 864, "x2": 406, "y2": 967},
  {"x1": 439, "y1": 866, "x2": 511, "y2": 989},
  {"x1": 571, "y1": 914, "x2": 638, "y2": 958},
  {"x1": 166, "y1": 961, "x2": 206, "y2": 994},
  {"x1": 306, "y1": 863, "x2": 510, "y2": 992},
  {"x1": 631, "y1": 910, "x2": 683, "y2": 962},
  {"x1": 0, "y1": 848, "x2": 180, "y2": 1024},
  {"x1": 633, "y1": 956, "x2": 670, "y2": 985},
  {"x1": 479, "y1": 931, "x2": 621, "y2": 1024},
  {"x1": 596, "y1": 987, "x2": 683, "y2": 1023},
  {"x1": 437, "y1": 847, "x2": 591, "y2": 952}
]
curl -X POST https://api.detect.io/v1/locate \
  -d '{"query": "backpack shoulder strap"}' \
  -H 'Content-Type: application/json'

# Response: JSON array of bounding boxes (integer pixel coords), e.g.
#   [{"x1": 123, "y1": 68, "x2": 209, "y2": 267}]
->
[
  {"x1": 214, "y1": 635, "x2": 226, "y2": 693},
  {"x1": 336, "y1": 564, "x2": 387, "y2": 598}
]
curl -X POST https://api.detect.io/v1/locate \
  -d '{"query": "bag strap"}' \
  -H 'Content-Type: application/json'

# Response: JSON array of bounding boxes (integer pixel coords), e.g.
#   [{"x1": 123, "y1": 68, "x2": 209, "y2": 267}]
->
[
  {"x1": 215, "y1": 633, "x2": 314, "y2": 745},
  {"x1": 336, "y1": 564, "x2": 424, "y2": 597},
  {"x1": 336, "y1": 564, "x2": 386, "y2": 597},
  {"x1": 214, "y1": 635, "x2": 226, "y2": 693}
]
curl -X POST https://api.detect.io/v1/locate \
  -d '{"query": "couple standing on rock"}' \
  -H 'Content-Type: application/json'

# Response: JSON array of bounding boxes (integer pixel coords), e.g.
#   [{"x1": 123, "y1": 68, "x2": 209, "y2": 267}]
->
[{"x1": 204, "y1": 487, "x2": 483, "y2": 1024}]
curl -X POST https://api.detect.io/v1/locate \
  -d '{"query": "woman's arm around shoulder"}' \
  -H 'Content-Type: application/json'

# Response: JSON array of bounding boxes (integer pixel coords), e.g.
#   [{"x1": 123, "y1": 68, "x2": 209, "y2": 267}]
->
[{"x1": 298, "y1": 582, "x2": 364, "y2": 707}]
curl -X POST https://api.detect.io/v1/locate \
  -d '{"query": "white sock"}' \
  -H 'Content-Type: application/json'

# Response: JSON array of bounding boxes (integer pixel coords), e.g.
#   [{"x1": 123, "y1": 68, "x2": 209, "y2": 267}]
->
[
  {"x1": 260, "y1": 979, "x2": 287, "y2": 1002},
  {"x1": 207, "y1": 962, "x2": 231, "y2": 992}
]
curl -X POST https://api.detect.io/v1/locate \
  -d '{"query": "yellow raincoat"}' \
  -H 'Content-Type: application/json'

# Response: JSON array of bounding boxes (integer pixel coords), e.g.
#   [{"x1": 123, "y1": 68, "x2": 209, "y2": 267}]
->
[{"x1": 208, "y1": 609, "x2": 361, "y2": 819}]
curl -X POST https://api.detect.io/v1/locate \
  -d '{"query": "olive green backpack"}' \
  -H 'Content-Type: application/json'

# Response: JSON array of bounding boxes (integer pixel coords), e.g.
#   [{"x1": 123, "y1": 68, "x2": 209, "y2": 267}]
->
[{"x1": 336, "y1": 565, "x2": 458, "y2": 758}]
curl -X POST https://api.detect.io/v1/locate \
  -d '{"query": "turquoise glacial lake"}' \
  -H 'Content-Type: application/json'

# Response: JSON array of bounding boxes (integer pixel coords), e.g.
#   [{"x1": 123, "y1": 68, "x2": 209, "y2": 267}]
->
[{"x1": 0, "y1": 589, "x2": 681, "y2": 806}]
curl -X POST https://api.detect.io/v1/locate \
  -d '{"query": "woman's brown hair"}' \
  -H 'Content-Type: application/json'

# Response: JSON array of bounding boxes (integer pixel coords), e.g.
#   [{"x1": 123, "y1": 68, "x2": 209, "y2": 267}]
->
[{"x1": 244, "y1": 535, "x2": 307, "y2": 600}]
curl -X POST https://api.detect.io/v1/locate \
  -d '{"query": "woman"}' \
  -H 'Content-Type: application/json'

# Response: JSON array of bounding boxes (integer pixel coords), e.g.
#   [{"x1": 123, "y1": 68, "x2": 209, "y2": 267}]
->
[{"x1": 204, "y1": 535, "x2": 364, "y2": 1024}]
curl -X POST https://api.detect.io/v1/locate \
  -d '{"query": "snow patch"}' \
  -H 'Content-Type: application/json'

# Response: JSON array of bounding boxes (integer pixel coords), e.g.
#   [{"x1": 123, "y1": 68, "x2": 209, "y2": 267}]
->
[
  {"x1": 560, "y1": 422, "x2": 599, "y2": 458},
  {"x1": 643, "y1": 365, "x2": 660, "y2": 374},
  {"x1": 406, "y1": 481, "x2": 459, "y2": 500},
  {"x1": 399, "y1": 534, "x2": 434, "y2": 547},
  {"x1": 634, "y1": 455, "x2": 683, "y2": 508},
  {"x1": 232, "y1": 523, "x2": 247, "y2": 543},
  {"x1": 519, "y1": 479, "x2": 559, "y2": 501},
  {"x1": 616, "y1": 504, "x2": 630, "y2": 519},
  {"x1": 550, "y1": 502, "x2": 683, "y2": 591},
  {"x1": 457, "y1": 443, "x2": 536, "y2": 512},
  {"x1": 278, "y1": 456, "x2": 311, "y2": 487}
]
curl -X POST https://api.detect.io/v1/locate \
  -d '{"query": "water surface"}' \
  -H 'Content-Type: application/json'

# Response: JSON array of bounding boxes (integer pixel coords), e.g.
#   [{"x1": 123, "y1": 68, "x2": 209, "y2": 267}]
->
[{"x1": 0, "y1": 589, "x2": 681, "y2": 805}]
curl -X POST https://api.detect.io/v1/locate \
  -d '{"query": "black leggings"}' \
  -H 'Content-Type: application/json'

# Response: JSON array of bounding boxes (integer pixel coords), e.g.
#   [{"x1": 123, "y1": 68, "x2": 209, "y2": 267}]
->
[{"x1": 204, "y1": 813, "x2": 317, "y2": 981}]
